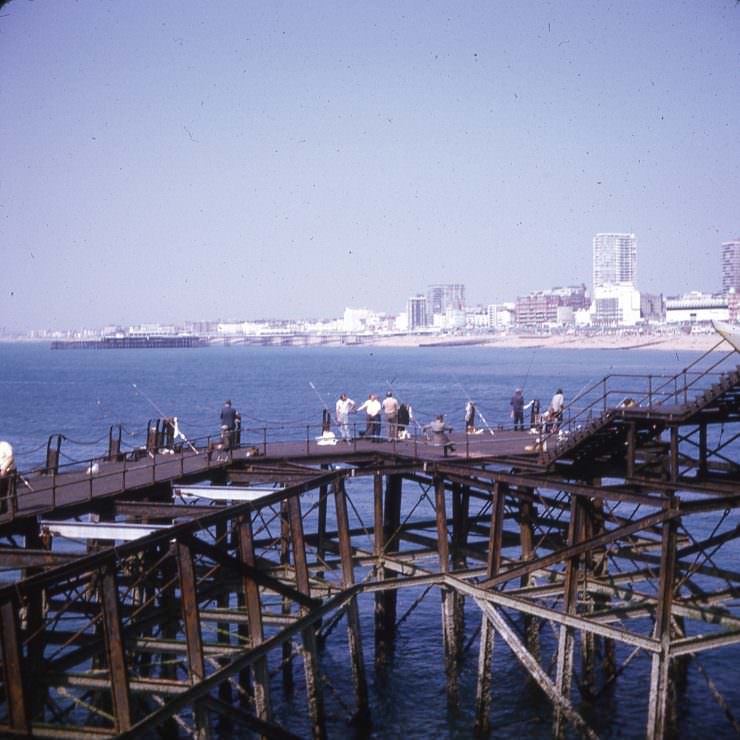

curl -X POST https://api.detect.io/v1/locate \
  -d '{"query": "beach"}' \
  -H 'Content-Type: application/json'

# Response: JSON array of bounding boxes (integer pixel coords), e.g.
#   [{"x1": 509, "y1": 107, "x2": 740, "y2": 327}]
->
[{"x1": 367, "y1": 331, "x2": 725, "y2": 353}]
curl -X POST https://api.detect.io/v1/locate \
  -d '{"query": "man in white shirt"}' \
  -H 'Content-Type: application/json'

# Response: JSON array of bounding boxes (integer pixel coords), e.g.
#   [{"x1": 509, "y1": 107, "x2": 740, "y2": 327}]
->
[
  {"x1": 335, "y1": 393, "x2": 356, "y2": 442},
  {"x1": 382, "y1": 391, "x2": 400, "y2": 439},
  {"x1": 548, "y1": 389, "x2": 565, "y2": 432},
  {"x1": 357, "y1": 394, "x2": 382, "y2": 441}
]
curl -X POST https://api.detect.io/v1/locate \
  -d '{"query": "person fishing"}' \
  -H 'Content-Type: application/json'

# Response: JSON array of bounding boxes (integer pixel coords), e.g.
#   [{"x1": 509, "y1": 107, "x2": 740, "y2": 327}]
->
[
  {"x1": 397, "y1": 402, "x2": 411, "y2": 439},
  {"x1": 335, "y1": 392, "x2": 356, "y2": 443},
  {"x1": 510, "y1": 388, "x2": 525, "y2": 431},
  {"x1": 357, "y1": 393, "x2": 382, "y2": 441},
  {"x1": 382, "y1": 390, "x2": 400, "y2": 440},
  {"x1": 465, "y1": 399, "x2": 477, "y2": 433},
  {"x1": 424, "y1": 415, "x2": 455, "y2": 456},
  {"x1": 546, "y1": 388, "x2": 565, "y2": 432},
  {"x1": 219, "y1": 400, "x2": 239, "y2": 454}
]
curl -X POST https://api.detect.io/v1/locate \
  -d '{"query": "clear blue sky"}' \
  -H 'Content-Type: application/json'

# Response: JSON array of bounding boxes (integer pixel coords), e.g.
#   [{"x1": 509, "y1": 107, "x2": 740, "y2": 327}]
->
[{"x1": 1, "y1": 1, "x2": 738, "y2": 330}]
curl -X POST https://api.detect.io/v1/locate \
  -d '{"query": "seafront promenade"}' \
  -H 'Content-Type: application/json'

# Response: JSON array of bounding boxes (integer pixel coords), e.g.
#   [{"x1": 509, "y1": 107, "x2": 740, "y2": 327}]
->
[{"x1": 366, "y1": 331, "x2": 723, "y2": 353}]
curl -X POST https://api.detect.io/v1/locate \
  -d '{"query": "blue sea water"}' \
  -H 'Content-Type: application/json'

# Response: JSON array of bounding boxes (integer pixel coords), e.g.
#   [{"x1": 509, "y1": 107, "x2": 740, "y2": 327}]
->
[{"x1": 0, "y1": 342, "x2": 738, "y2": 738}]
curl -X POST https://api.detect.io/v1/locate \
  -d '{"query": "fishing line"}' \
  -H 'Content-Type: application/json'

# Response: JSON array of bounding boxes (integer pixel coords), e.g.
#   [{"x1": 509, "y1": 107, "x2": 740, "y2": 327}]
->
[
  {"x1": 522, "y1": 346, "x2": 539, "y2": 394},
  {"x1": 131, "y1": 383, "x2": 167, "y2": 418},
  {"x1": 308, "y1": 381, "x2": 331, "y2": 412},
  {"x1": 456, "y1": 382, "x2": 494, "y2": 435}
]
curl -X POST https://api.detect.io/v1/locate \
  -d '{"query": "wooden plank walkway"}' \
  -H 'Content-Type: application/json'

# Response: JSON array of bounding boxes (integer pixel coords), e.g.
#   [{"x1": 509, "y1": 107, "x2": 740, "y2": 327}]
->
[{"x1": 4, "y1": 430, "x2": 537, "y2": 524}]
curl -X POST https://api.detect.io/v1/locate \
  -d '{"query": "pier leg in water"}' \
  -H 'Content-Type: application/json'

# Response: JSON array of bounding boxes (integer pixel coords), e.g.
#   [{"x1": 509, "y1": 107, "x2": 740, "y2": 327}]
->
[
  {"x1": 333, "y1": 479, "x2": 369, "y2": 723},
  {"x1": 474, "y1": 481, "x2": 505, "y2": 737},
  {"x1": 646, "y1": 511, "x2": 678, "y2": 740},
  {"x1": 435, "y1": 475, "x2": 458, "y2": 707},
  {"x1": 375, "y1": 473, "x2": 402, "y2": 665},
  {"x1": 23, "y1": 522, "x2": 49, "y2": 718},
  {"x1": 553, "y1": 495, "x2": 585, "y2": 740},
  {"x1": 518, "y1": 495, "x2": 540, "y2": 661},
  {"x1": 280, "y1": 499, "x2": 294, "y2": 694},
  {"x1": 451, "y1": 484, "x2": 469, "y2": 661},
  {"x1": 236, "y1": 511, "x2": 272, "y2": 724},
  {"x1": 287, "y1": 494, "x2": 326, "y2": 739}
]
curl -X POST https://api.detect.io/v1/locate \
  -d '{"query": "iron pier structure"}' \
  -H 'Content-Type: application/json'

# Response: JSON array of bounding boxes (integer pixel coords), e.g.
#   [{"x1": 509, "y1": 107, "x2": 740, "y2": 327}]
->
[{"x1": 0, "y1": 341, "x2": 738, "y2": 738}]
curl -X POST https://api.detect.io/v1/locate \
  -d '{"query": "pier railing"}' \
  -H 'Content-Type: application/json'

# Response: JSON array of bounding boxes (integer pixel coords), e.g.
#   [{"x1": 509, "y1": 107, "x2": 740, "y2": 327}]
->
[
  {"x1": 0, "y1": 419, "x2": 523, "y2": 521},
  {"x1": 529, "y1": 340, "x2": 740, "y2": 456}
]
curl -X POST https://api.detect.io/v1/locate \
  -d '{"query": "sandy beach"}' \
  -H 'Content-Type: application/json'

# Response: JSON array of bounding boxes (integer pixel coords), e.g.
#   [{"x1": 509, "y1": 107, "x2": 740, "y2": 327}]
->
[{"x1": 366, "y1": 332, "x2": 727, "y2": 353}]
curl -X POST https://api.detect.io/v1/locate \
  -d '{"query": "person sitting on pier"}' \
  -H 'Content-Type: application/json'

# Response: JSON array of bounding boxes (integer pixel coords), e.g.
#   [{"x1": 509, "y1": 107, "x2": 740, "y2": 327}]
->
[{"x1": 424, "y1": 415, "x2": 455, "y2": 456}]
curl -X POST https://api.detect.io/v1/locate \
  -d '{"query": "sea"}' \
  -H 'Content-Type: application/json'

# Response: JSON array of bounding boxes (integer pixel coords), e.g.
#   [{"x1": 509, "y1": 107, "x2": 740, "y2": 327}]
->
[{"x1": 0, "y1": 342, "x2": 738, "y2": 738}]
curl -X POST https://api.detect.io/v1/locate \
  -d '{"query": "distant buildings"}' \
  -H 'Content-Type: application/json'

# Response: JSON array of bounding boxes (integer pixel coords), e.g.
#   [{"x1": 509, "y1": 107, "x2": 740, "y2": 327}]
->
[
  {"x1": 722, "y1": 239, "x2": 740, "y2": 295},
  {"x1": 592, "y1": 233, "x2": 641, "y2": 325},
  {"x1": 515, "y1": 285, "x2": 588, "y2": 327},
  {"x1": 665, "y1": 292, "x2": 728, "y2": 324},
  {"x1": 593, "y1": 233, "x2": 637, "y2": 286},
  {"x1": 427, "y1": 284, "x2": 465, "y2": 315},
  {"x1": 407, "y1": 295, "x2": 428, "y2": 331}
]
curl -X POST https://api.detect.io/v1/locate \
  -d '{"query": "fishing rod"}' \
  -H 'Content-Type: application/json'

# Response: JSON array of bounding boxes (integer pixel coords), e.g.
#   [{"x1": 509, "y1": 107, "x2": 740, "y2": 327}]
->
[
  {"x1": 131, "y1": 384, "x2": 198, "y2": 454},
  {"x1": 521, "y1": 346, "x2": 539, "y2": 394},
  {"x1": 456, "y1": 382, "x2": 495, "y2": 435},
  {"x1": 132, "y1": 383, "x2": 167, "y2": 418},
  {"x1": 308, "y1": 381, "x2": 331, "y2": 412},
  {"x1": 309, "y1": 381, "x2": 336, "y2": 436}
]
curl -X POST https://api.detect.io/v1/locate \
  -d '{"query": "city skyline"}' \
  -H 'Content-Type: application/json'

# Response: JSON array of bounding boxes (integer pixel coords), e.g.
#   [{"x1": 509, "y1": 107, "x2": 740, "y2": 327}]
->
[{"x1": 1, "y1": 2, "x2": 739, "y2": 331}]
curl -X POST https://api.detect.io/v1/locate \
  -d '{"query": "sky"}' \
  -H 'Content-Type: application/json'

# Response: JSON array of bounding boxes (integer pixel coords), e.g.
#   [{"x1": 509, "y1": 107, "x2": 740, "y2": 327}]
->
[{"x1": 0, "y1": 1, "x2": 738, "y2": 331}]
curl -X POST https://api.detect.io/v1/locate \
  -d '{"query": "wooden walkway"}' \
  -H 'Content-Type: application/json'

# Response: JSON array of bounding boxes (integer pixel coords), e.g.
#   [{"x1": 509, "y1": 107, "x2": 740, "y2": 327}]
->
[{"x1": 3, "y1": 429, "x2": 537, "y2": 525}]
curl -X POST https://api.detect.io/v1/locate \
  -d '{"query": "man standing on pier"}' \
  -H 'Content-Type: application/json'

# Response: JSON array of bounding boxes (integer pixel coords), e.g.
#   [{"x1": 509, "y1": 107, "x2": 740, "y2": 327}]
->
[
  {"x1": 382, "y1": 390, "x2": 400, "y2": 440},
  {"x1": 510, "y1": 388, "x2": 525, "y2": 431},
  {"x1": 335, "y1": 393, "x2": 356, "y2": 443},
  {"x1": 219, "y1": 400, "x2": 238, "y2": 453}
]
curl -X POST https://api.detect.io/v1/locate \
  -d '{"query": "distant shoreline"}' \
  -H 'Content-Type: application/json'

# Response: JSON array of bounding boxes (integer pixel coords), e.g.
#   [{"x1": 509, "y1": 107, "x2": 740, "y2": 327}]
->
[
  {"x1": 0, "y1": 332, "x2": 729, "y2": 354},
  {"x1": 365, "y1": 333, "x2": 725, "y2": 353}
]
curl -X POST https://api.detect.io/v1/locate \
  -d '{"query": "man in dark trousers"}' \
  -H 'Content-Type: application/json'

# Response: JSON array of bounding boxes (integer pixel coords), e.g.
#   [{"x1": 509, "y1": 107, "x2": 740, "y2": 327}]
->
[
  {"x1": 220, "y1": 399, "x2": 238, "y2": 452},
  {"x1": 510, "y1": 388, "x2": 525, "y2": 431}
]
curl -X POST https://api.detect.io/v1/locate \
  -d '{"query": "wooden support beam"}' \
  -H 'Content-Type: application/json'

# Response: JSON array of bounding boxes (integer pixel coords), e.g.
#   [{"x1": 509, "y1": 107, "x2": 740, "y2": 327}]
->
[
  {"x1": 333, "y1": 479, "x2": 369, "y2": 721},
  {"x1": 0, "y1": 596, "x2": 30, "y2": 734},
  {"x1": 475, "y1": 599, "x2": 598, "y2": 740},
  {"x1": 287, "y1": 494, "x2": 326, "y2": 739},
  {"x1": 180, "y1": 533, "x2": 317, "y2": 609},
  {"x1": 375, "y1": 473, "x2": 402, "y2": 662},
  {"x1": 646, "y1": 506, "x2": 679, "y2": 739},
  {"x1": 435, "y1": 475, "x2": 458, "y2": 705},
  {"x1": 480, "y1": 506, "x2": 678, "y2": 590},
  {"x1": 553, "y1": 495, "x2": 584, "y2": 740},
  {"x1": 474, "y1": 481, "x2": 505, "y2": 736},
  {"x1": 100, "y1": 563, "x2": 133, "y2": 731},
  {"x1": 236, "y1": 511, "x2": 272, "y2": 722},
  {"x1": 279, "y1": 500, "x2": 294, "y2": 693},
  {"x1": 175, "y1": 539, "x2": 208, "y2": 738}
]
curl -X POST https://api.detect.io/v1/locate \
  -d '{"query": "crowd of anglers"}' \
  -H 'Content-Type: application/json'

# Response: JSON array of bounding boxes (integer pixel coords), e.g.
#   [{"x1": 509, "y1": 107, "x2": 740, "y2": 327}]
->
[{"x1": 0, "y1": 388, "x2": 568, "y2": 499}]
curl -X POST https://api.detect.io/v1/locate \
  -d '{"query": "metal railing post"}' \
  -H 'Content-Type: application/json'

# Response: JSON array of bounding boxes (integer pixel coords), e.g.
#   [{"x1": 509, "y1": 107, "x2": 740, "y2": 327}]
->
[
  {"x1": 263, "y1": 428, "x2": 267, "y2": 456},
  {"x1": 306, "y1": 426, "x2": 310, "y2": 455},
  {"x1": 602, "y1": 378, "x2": 608, "y2": 413}
]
